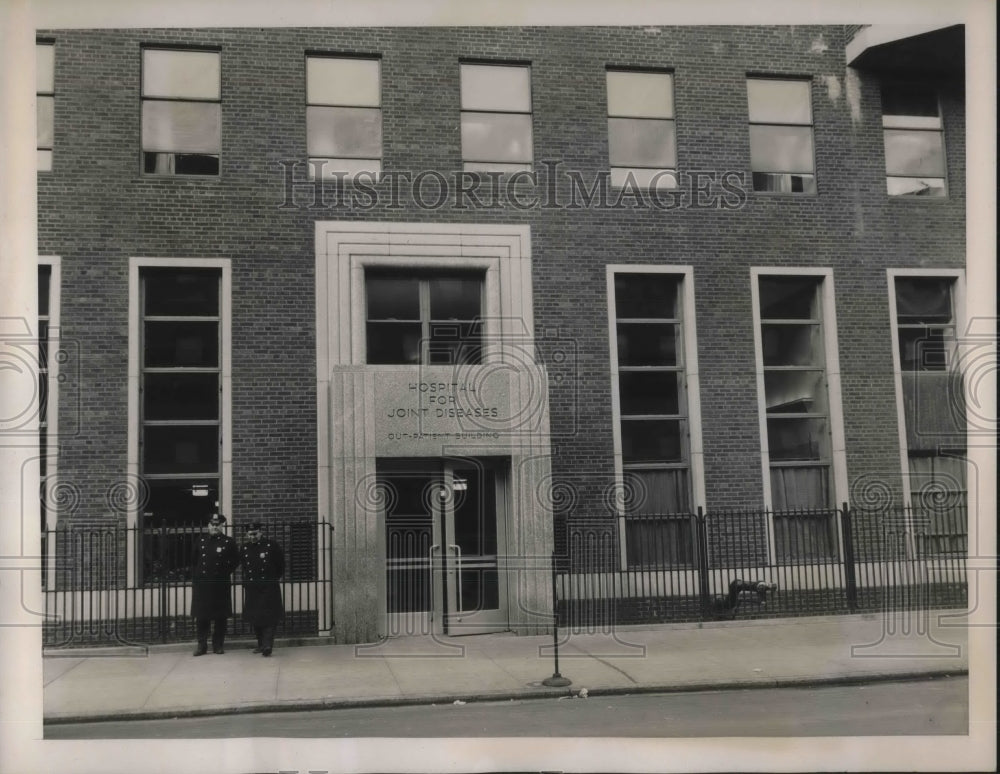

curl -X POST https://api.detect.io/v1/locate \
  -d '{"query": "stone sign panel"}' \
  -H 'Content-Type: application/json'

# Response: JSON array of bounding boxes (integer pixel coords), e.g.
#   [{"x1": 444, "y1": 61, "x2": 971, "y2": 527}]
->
[{"x1": 373, "y1": 368, "x2": 513, "y2": 456}]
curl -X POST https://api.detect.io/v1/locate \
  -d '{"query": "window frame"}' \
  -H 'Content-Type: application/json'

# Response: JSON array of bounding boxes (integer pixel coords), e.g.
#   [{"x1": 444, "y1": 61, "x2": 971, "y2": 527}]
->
[
  {"x1": 363, "y1": 270, "x2": 486, "y2": 366},
  {"x1": 140, "y1": 45, "x2": 223, "y2": 177},
  {"x1": 36, "y1": 40, "x2": 54, "y2": 171},
  {"x1": 605, "y1": 67, "x2": 678, "y2": 190},
  {"x1": 886, "y1": 268, "x2": 966, "y2": 513},
  {"x1": 459, "y1": 60, "x2": 534, "y2": 173},
  {"x1": 128, "y1": 257, "x2": 231, "y2": 587},
  {"x1": 880, "y1": 82, "x2": 949, "y2": 198},
  {"x1": 607, "y1": 265, "x2": 705, "y2": 570},
  {"x1": 305, "y1": 52, "x2": 383, "y2": 181},
  {"x1": 38, "y1": 256, "x2": 61, "y2": 590},
  {"x1": 746, "y1": 75, "x2": 817, "y2": 195},
  {"x1": 750, "y1": 267, "x2": 847, "y2": 561}
]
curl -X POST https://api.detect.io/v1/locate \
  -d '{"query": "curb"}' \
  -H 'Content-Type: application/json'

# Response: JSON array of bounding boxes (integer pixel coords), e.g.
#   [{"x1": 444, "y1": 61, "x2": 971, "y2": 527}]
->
[
  {"x1": 43, "y1": 668, "x2": 968, "y2": 726},
  {"x1": 43, "y1": 635, "x2": 339, "y2": 659}
]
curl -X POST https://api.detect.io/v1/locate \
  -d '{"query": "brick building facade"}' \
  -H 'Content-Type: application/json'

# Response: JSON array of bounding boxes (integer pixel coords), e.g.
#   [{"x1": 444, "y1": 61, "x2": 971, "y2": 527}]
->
[{"x1": 33, "y1": 25, "x2": 967, "y2": 643}]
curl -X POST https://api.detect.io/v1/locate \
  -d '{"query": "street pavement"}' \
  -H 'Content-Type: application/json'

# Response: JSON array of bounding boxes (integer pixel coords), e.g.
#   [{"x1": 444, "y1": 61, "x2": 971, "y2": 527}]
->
[
  {"x1": 46, "y1": 677, "x2": 970, "y2": 738},
  {"x1": 43, "y1": 609, "x2": 969, "y2": 724}
]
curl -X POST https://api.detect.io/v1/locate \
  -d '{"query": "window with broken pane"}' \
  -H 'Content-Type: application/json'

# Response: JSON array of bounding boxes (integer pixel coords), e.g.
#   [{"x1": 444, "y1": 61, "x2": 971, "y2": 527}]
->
[
  {"x1": 140, "y1": 267, "x2": 222, "y2": 581},
  {"x1": 606, "y1": 70, "x2": 677, "y2": 189},
  {"x1": 460, "y1": 63, "x2": 533, "y2": 172},
  {"x1": 307, "y1": 56, "x2": 382, "y2": 180},
  {"x1": 613, "y1": 273, "x2": 694, "y2": 567},
  {"x1": 365, "y1": 272, "x2": 483, "y2": 365},
  {"x1": 141, "y1": 48, "x2": 221, "y2": 175},
  {"x1": 894, "y1": 276, "x2": 955, "y2": 372},
  {"x1": 893, "y1": 275, "x2": 965, "y2": 555},
  {"x1": 881, "y1": 84, "x2": 946, "y2": 197},
  {"x1": 37, "y1": 42, "x2": 54, "y2": 171},
  {"x1": 757, "y1": 275, "x2": 836, "y2": 559},
  {"x1": 747, "y1": 78, "x2": 816, "y2": 194}
]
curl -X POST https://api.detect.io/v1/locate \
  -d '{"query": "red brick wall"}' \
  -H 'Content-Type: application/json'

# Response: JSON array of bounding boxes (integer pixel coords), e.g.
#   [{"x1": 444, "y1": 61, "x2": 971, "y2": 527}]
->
[{"x1": 37, "y1": 27, "x2": 966, "y2": 545}]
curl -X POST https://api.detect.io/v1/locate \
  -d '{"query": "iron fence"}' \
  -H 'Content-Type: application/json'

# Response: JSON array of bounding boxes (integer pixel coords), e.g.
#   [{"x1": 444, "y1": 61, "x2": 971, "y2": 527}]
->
[
  {"x1": 556, "y1": 503, "x2": 968, "y2": 630},
  {"x1": 40, "y1": 504, "x2": 968, "y2": 645},
  {"x1": 42, "y1": 521, "x2": 334, "y2": 649}
]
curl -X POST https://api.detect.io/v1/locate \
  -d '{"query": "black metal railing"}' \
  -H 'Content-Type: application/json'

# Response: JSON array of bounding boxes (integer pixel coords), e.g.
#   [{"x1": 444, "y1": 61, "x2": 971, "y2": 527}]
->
[
  {"x1": 42, "y1": 521, "x2": 334, "y2": 649},
  {"x1": 556, "y1": 503, "x2": 968, "y2": 629}
]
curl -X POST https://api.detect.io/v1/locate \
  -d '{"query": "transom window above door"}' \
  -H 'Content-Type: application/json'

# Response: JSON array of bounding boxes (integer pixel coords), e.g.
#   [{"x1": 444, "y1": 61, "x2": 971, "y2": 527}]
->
[{"x1": 365, "y1": 272, "x2": 484, "y2": 365}]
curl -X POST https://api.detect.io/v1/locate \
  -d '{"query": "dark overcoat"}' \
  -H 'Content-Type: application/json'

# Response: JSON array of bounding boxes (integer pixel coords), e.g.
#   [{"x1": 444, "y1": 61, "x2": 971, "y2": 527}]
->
[
  {"x1": 240, "y1": 537, "x2": 285, "y2": 626},
  {"x1": 190, "y1": 532, "x2": 240, "y2": 619}
]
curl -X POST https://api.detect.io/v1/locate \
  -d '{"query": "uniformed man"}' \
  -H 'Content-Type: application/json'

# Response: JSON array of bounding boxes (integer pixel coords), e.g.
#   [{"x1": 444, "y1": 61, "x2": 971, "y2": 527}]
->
[
  {"x1": 240, "y1": 522, "x2": 285, "y2": 657},
  {"x1": 190, "y1": 512, "x2": 240, "y2": 656}
]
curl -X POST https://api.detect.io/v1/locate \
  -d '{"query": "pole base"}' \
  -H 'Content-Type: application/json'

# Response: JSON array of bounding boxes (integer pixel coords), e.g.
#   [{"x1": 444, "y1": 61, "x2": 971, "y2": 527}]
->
[{"x1": 542, "y1": 673, "x2": 571, "y2": 687}]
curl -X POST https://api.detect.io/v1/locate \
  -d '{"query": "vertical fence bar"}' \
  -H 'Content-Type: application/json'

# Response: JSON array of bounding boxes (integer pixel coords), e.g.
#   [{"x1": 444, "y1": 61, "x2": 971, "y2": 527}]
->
[
  {"x1": 842, "y1": 502, "x2": 857, "y2": 612},
  {"x1": 696, "y1": 506, "x2": 709, "y2": 619},
  {"x1": 159, "y1": 525, "x2": 168, "y2": 644}
]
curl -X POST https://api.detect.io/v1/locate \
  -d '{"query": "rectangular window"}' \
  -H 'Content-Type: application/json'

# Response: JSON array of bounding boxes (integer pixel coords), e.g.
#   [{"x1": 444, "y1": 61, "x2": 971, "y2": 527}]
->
[
  {"x1": 36, "y1": 43, "x2": 54, "y2": 171},
  {"x1": 141, "y1": 48, "x2": 221, "y2": 175},
  {"x1": 747, "y1": 77, "x2": 816, "y2": 194},
  {"x1": 460, "y1": 63, "x2": 533, "y2": 173},
  {"x1": 306, "y1": 55, "x2": 382, "y2": 180},
  {"x1": 365, "y1": 272, "x2": 483, "y2": 365},
  {"x1": 38, "y1": 264, "x2": 53, "y2": 585},
  {"x1": 755, "y1": 275, "x2": 837, "y2": 560},
  {"x1": 606, "y1": 69, "x2": 677, "y2": 189},
  {"x1": 611, "y1": 272, "x2": 695, "y2": 567},
  {"x1": 894, "y1": 276, "x2": 956, "y2": 371},
  {"x1": 140, "y1": 267, "x2": 222, "y2": 580},
  {"x1": 882, "y1": 84, "x2": 946, "y2": 197},
  {"x1": 892, "y1": 274, "x2": 965, "y2": 555}
]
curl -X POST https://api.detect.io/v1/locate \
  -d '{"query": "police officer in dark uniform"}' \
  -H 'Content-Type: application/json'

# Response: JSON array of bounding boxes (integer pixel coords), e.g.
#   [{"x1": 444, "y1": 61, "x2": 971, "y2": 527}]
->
[
  {"x1": 191, "y1": 512, "x2": 240, "y2": 656},
  {"x1": 240, "y1": 522, "x2": 285, "y2": 657}
]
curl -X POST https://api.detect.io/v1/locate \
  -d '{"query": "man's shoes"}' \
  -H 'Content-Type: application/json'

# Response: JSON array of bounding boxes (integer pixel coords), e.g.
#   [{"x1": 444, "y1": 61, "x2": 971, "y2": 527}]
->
[
  {"x1": 252, "y1": 646, "x2": 263, "y2": 654},
  {"x1": 193, "y1": 645, "x2": 208, "y2": 657},
  {"x1": 262, "y1": 648, "x2": 272, "y2": 657},
  {"x1": 213, "y1": 647, "x2": 224, "y2": 655}
]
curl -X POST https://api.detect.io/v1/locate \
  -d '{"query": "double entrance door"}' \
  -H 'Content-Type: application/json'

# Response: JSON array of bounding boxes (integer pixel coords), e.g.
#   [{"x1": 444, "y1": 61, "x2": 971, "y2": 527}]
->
[{"x1": 379, "y1": 458, "x2": 509, "y2": 637}]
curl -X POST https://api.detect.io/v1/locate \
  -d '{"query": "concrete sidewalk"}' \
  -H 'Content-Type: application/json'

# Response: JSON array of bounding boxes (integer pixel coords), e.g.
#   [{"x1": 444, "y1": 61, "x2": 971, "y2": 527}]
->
[{"x1": 43, "y1": 610, "x2": 970, "y2": 724}]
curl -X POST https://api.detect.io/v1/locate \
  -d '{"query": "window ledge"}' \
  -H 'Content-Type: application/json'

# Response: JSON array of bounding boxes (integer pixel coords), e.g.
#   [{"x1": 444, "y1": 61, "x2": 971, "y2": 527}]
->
[
  {"x1": 887, "y1": 195, "x2": 952, "y2": 203},
  {"x1": 138, "y1": 174, "x2": 222, "y2": 183},
  {"x1": 751, "y1": 191, "x2": 819, "y2": 198}
]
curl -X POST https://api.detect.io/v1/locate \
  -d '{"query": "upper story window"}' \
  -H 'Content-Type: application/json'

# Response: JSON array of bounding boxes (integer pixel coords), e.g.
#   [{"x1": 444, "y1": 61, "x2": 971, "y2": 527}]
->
[
  {"x1": 881, "y1": 84, "x2": 946, "y2": 197},
  {"x1": 365, "y1": 272, "x2": 483, "y2": 365},
  {"x1": 141, "y1": 48, "x2": 221, "y2": 176},
  {"x1": 36, "y1": 43, "x2": 54, "y2": 171},
  {"x1": 460, "y1": 63, "x2": 533, "y2": 173},
  {"x1": 306, "y1": 55, "x2": 382, "y2": 180},
  {"x1": 747, "y1": 77, "x2": 816, "y2": 194},
  {"x1": 606, "y1": 70, "x2": 677, "y2": 189}
]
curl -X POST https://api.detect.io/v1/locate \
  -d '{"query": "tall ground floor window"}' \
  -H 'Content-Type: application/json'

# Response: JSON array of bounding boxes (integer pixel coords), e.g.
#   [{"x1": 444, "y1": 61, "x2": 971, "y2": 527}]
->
[
  {"x1": 754, "y1": 271, "x2": 841, "y2": 562},
  {"x1": 890, "y1": 271, "x2": 966, "y2": 556},
  {"x1": 609, "y1": 269, "x2": 700, "y2": 568},
  {"x1": 134, "y1": 263, "x2": 227, "y2": 582},
  {"x1": 38, "y1": 260, "x2": 58, "y2": 586}
]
